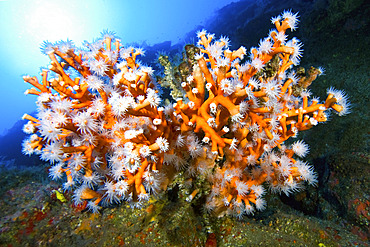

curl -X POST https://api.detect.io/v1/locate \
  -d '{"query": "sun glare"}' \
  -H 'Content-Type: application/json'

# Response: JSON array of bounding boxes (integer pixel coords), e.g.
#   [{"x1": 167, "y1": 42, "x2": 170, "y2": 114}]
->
[{"x1": 24, "y1": 1, "x2": 83, "y2": 43}]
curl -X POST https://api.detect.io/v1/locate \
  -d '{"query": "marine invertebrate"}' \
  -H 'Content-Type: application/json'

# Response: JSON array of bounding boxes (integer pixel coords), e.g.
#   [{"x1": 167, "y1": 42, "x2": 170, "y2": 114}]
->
[{"x1": 22, "y1": 11, "x2": 349, "y2": 216}]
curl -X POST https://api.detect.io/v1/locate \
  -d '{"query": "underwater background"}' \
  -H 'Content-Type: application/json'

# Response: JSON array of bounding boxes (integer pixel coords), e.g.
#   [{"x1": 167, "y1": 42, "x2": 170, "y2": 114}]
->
[{"x1": 0, "y1": 0, "x2": 369, "y2": 246}]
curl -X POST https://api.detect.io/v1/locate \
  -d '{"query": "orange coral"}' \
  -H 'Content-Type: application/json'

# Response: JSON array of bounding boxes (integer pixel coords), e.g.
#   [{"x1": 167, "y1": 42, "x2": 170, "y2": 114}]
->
[{"x1": 22, "y1": 11, "x2": 349, "y2": 216}]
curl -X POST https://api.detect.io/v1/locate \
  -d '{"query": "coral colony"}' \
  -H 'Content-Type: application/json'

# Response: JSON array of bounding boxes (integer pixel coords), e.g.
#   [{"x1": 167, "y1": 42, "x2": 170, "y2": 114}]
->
[{"x1": 22, "y1": 11, "x2": 349, "y2": 217}]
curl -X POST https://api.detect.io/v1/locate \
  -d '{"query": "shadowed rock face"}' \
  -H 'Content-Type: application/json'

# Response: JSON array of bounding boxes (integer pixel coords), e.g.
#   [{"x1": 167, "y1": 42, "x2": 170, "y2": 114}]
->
[{"x1": 0, "y1": 117, "x2": 43, "y2": 167}]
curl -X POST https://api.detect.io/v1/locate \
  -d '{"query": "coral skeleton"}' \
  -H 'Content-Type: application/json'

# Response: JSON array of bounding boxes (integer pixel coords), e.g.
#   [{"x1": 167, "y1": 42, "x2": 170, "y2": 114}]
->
[{"x1": 22, "y1": 11, "x2": 349, "y2": 216}]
